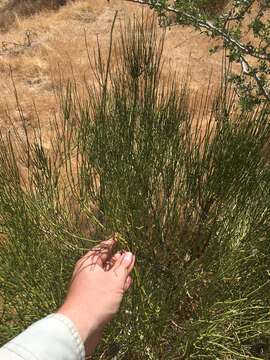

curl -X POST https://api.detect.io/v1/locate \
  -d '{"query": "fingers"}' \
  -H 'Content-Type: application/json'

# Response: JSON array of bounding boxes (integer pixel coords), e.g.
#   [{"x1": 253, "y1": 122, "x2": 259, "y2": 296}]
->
[
  {"x1": 124, "y1": 276, "x2": 133, "y2": 291},
  {"x1": 86, "y1": 237, "x2": 117, "y2": 268},
  {"x1": 127, "y1": 253, "x2": 136, "y2": 274},
  {"x1": 111, "y1": 252, "x2": 135, "y2": 276},
  {"x1": 78, "y1": 236, "x2": 117, "y2": 270},
  {"x1": 110, "y1": 252, "x2": 135, "y2": 289},
  {"x1": 111, "y1": 252, "x2": 122, "y2": 263},
  {"x1": 105, "y1": 252, "x2": 122, "y2": 271}
]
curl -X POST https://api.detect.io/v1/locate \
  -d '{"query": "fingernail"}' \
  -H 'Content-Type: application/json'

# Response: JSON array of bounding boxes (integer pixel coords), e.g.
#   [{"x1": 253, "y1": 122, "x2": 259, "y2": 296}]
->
[{"x1": 123, "y1": 252, "x2": 133, "y2": 264}]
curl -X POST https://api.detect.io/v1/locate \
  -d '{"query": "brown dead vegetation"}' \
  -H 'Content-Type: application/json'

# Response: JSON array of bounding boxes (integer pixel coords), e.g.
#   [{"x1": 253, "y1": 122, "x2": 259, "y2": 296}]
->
[
  {"x1": 199, "y1": 0, "x2": 230, "y2": 16},
  {"x1": 0, "y1": 0, "x2": 224, "y2": 142},
  {"x1": 0, "y1": 0, "x2": 70, "y2": 30}
]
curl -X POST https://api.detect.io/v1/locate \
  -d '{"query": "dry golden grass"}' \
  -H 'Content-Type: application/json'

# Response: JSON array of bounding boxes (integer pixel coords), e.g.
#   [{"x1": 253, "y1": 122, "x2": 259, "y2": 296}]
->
[
  {"x1": 0, "y1": 0, "x2": 224, "y2": 140},
  {"x1": 199, "y1": 0, "x2": 230, "y2": 15},
  {"x1": 0, "y1": 0, "x2": 70, "y2": 30}
]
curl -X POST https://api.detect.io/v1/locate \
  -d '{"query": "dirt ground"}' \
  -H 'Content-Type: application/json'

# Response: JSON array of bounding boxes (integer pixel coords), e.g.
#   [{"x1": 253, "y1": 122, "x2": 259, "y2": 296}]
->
[{"x1": 0, "y1": 0, "x2": 223, "y2": 140}]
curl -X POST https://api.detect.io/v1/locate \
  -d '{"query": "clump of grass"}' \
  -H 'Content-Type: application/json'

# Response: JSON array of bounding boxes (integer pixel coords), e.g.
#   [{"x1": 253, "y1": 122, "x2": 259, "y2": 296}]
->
[
  {"x1": 198, "y1": 0, "x2": 229, "y2": 16},
  {"x1": 1, "y1": 13, "x2": 270, "y2": 359},
  {"x1": 0, "y1": 0, "x2": 68, "y2": 30}
]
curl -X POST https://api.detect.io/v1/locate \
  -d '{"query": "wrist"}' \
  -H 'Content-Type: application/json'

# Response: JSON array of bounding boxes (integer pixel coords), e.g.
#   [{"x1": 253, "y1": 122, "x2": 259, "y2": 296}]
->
[{"x1": 57, "y1": 302, "x2": 101, "y2": 343}]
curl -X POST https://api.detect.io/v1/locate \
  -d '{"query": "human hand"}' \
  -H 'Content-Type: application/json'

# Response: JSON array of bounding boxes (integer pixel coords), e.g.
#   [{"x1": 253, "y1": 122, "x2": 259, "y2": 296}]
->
[{"x1": 57, "y1": 237, "x2": 135, "y2": 354}]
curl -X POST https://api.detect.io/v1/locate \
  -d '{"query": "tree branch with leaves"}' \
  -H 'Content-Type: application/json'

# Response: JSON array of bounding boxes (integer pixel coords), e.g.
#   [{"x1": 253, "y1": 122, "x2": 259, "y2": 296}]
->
[{"x1": 126, "y1": 0, "x2": 270, "y2": 109}]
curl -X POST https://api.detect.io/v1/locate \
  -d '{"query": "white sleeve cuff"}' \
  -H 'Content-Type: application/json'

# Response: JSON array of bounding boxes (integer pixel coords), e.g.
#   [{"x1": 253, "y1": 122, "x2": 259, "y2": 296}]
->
[{"x1": 0, "y1": 314, "x2": 85, "y2": 360}]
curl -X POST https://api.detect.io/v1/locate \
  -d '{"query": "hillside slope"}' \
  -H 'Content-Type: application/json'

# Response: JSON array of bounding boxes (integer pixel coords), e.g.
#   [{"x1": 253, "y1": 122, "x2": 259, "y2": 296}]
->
[{"x1": 0, "y1": 0, "x2": 223, "y2": 139}]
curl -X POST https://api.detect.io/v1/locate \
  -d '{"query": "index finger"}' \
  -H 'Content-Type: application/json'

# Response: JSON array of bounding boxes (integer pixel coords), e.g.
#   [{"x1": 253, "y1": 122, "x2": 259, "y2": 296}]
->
[{"x1": 81, "y1": 235, "x2": 117, "y2": 269}]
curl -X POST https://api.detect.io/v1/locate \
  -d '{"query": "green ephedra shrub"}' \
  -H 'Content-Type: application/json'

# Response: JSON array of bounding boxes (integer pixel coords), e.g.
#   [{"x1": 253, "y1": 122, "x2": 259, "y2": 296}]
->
[{"x1": 0, "y1": 14, "x2": 270, "y2": 359}]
